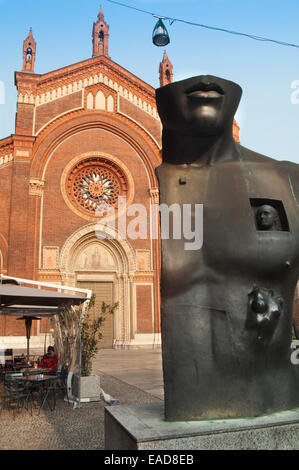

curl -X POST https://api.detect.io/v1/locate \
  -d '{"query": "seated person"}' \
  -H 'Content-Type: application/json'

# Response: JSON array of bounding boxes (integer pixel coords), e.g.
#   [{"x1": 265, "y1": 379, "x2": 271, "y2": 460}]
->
[{"x1": 38, "y1": 346, "x2": 58, "y2": 373}]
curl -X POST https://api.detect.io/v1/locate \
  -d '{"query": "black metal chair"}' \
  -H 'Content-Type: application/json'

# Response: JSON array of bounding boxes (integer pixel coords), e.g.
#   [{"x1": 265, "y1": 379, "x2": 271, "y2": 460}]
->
[
  {"x1": 13, "y1": 355, "x2": 26, "y2": 370},
  {"x1": 4, "y1": 349, "x2": 14, "y2": 371},
  {"x1": 45, "y1": 366, "x2": 70, "y2": 408},
  {"x1": 1, "y1": 373, "x2": 32, "y2": 418}
]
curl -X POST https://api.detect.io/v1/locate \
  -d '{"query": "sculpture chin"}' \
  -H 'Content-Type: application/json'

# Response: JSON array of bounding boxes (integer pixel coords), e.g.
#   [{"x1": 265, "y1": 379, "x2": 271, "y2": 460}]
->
[
  {"x1": 192, "y1": 107, "x2": 227, "y2": 136},
  {"x1": 169, "y1": 105, "x2": 229, "y2": 138}
]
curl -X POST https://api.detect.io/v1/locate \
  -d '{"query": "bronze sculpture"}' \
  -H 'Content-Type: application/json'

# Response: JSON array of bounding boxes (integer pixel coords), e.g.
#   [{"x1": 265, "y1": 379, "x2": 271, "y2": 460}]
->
[{"x1": 155, "y1": 75, "x2": 299, "y2": 421}]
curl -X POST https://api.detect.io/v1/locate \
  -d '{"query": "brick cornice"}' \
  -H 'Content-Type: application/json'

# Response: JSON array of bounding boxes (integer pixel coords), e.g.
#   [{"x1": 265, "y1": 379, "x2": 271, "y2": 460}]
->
[
  {"x1": 0, "y1": 136, "x2": 13, "y2": 149},
  {"x1": 15, "y1": 72, "x2": 41, "y2": 87},
  {"x1": 22, "y1": 56, "x2": 156, "y2": 103},
  {"x1": 37, "y1": 270, "x2": 62, "y2": 282},
  {"x1": 12, "y1": 135, "x2": 35, "y2": 160},
  {"x1": 12, "y1": 135, "x2": 35, "y2": 144}
]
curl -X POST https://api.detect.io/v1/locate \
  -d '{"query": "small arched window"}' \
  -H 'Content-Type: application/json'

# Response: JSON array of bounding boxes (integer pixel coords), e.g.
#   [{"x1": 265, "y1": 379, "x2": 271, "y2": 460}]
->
[
  {"x1": 26, "y1": 47, "x2": 32, "y2": 61},
  {"x1": 87, "y1": 92, "x2": 94, "y2": 110},
  {"x1": 98, "y1": 31, "x2": 104, "y2": 43},
  {"x1": 95, "y1": 91, "x2": 105, "y2": 110}
]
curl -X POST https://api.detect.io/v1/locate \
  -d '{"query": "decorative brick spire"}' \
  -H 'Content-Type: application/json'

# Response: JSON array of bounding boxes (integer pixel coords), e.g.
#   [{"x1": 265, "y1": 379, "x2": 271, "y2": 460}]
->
[
  {"x1": 22, "y1": 28, "x2": 36, "y2": 73},
  {"x1": 98, "y1": 5, "x2": 105, "y2": 21},
  {"x1": 159, "y1": 51, "x2": 173, "y2": 87},
  {"x1": 92, "y1": 6, "x2": 110, "y2": 57}
]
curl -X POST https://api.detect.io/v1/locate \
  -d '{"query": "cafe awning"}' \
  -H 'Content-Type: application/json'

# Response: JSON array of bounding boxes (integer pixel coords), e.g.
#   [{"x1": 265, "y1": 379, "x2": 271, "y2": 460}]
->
[
  {"x1": 0, "y1": 305, "x2": 63, "y2": 317},
  {"x1": 0, "y1": 283, "x2": 87, "y2": 310}
]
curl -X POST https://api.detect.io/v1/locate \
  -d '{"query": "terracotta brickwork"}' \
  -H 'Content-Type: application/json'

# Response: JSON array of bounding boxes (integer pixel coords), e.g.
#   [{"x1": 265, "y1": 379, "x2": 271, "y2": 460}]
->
[
  {"x1": 0, "y1": 7, "x2": 249, "y2": 347},
  {"x1": 15, "y1": 103, "x2": 34, "y2": 135},
  {"x1": 136, "y1": 285, "x2": 153, "y2": 333},
  {"x1": 22, "y1": 28, "x2": 36, "y2": 73},
  {"x1": 118, "y1": 96, "x2": 161, "y2": 145},
  {"x1": 159, "y1": 51, "x2": 173, "y2": 87},
  {"x1": 0, "y1": 8, "x2": 162, "y2": 346},
  {"x1": 35, "y1": 91, "x2": 83, "y2": 133}
]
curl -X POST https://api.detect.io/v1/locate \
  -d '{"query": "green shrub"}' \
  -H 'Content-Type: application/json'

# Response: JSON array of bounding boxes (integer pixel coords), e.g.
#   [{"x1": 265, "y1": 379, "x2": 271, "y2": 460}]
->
[{"x1": 81, "y1": 296, "x2": 118, "y2": 377}]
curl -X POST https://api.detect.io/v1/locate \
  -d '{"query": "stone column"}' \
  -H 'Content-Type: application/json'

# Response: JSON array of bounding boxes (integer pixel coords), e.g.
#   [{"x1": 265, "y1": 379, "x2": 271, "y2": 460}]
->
[{"x1": 149, "y1": 187, "x2": 161, "y2": 333}]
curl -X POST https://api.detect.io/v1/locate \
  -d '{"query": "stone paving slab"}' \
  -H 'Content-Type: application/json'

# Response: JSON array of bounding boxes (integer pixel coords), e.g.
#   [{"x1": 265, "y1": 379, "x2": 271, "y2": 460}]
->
[{"x1": 92, "y1": 349, "x2": 164, "y2": 400}]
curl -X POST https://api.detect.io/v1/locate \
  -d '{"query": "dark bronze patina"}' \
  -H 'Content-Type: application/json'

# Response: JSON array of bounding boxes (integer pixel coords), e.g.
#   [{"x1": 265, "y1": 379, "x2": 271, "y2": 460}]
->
[{"x1": 155, "y1": 75, "x2": 299, "y2": 421}]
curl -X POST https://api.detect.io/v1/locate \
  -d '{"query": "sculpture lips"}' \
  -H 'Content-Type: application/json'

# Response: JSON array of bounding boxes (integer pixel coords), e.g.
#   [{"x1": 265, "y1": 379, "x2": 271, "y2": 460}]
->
[{"x1": 186, "y1": 82, "x2": 224, "y2": 99}]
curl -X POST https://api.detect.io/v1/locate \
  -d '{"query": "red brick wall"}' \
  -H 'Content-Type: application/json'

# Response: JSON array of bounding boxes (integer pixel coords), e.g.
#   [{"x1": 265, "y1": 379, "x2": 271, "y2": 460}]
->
[
  {"x1": 39, "y1": 317, "x2": 52, "y2": 334},
  {"x1": 136, "y1": 285, "x2": 153, "y2": 333},
  {"x1": 15, "y1": 104, "x2": 34, "y2": 135},
  {"x1": 0, "y1": 138, "x2": 35, "y2": 284},
  {"x1": 4, "y1": 318, "x2": 27, "y2": 336},
  {"x1": 35, "y1": 92, "x2": 83, "y2": 133},
  {"x1": 7, "y1": 159, "x2": 30, "y2": 276},
  {"x1": 2, "y1": 54, "x2": 161, "y2": 339},
  {"x1": 0, "y1": 163, "x2": 13, "y2": 259},
  {"x1": 119, "y1": 96, "x2": 161, "y2": 145}
]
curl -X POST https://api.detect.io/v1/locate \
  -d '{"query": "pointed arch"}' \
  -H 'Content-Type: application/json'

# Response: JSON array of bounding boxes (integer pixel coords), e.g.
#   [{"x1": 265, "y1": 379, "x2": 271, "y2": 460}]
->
[
  {"x1": 86, "y1": 92, "x2": 94, "y2": 110},
  {"x1": 95, "y1": 91, "x2": 105, "y2": 110},
  {"x1": 107, "y1": 95, "x2": 114, "y2": 112}
]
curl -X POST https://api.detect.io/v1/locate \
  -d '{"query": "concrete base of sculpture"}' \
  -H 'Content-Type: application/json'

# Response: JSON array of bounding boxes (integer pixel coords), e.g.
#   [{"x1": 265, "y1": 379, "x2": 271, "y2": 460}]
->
[{"x1": 105, "y1": 403, "x2": 299, "y2": 450}]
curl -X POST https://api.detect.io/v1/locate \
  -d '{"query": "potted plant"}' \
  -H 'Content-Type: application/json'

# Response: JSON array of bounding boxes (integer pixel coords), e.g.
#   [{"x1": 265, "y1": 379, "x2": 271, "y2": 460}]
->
[{"x1": 73, "y1": 296, "x2": 118, "y2": 401}]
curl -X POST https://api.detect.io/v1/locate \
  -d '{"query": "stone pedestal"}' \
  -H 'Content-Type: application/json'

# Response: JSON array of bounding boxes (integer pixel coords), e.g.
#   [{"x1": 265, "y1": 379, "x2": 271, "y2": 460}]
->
[{"x1": 105, "y1": 403, "x2": 299, "y2": 450}]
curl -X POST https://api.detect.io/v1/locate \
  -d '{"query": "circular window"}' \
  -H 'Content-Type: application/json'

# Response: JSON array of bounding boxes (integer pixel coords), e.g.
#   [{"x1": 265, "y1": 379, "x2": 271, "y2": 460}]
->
[{"x1": 66, "y1": 157, "x2": 128, "y2": 217}]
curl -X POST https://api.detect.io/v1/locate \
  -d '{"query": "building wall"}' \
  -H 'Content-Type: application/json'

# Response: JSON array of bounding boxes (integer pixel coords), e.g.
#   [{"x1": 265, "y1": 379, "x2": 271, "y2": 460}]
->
[{"x1": 0, "y1": 53, "x2": 162, "y2": 349}]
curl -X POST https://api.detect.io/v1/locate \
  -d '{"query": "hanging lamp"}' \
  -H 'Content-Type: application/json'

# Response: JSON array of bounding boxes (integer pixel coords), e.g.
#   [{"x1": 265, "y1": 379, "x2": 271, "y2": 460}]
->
[{"x1": 152, "y1": 18, "x2": 170, "y2": 47}]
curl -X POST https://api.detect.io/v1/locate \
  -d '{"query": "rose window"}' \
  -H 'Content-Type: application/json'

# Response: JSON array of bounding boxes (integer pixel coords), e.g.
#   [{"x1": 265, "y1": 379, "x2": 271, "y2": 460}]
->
[{"x1": 66, "y1": 157, "x2": 127, "y2": 216}]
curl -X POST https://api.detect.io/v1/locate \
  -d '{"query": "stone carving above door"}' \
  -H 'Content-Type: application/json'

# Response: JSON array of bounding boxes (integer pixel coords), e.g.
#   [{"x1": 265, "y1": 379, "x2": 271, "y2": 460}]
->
[{"x1": 75, "y1": 243, "x2": 116, "y2": 271}]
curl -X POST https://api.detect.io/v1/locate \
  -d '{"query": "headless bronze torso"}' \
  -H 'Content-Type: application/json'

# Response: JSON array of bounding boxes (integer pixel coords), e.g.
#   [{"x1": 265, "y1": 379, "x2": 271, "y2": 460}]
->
[{"x1": 156, "y1": 76, "x2": 299, "y2": 420}]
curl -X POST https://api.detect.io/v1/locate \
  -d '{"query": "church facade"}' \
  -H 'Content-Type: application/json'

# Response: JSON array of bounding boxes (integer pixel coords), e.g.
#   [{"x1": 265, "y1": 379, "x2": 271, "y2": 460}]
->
[{"x1": 0, "y1": 7, "x2": 259, "y2": 352}]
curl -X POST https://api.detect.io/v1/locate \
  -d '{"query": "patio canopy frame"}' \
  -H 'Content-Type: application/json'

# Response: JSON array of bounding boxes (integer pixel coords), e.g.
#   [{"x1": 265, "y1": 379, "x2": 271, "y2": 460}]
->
[{"x1": 0, "y1": 275, "x2": 92, "y2": 404}]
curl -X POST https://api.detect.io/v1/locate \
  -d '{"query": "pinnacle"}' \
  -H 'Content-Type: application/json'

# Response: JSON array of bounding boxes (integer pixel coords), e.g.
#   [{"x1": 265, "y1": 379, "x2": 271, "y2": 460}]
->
[
  {"x1": 98, "y1": 5, "x2": 105, "y2": 20},
  {"x1": 162, "y1": 50, "x2": 170, "y2": 62}
]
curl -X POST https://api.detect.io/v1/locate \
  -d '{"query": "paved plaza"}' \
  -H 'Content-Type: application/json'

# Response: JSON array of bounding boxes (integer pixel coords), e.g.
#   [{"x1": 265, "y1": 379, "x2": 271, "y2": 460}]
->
[
  {"x1": 0, "y1": 349, "x2": 163, "y2": 450},
  {"x1": 92, "y1": 348, "x2": 164, "y2": 400}
]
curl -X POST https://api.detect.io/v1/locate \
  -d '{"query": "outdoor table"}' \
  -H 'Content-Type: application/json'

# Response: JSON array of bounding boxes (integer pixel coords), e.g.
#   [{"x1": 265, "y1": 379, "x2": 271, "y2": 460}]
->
[
  {"x1": 15, "y1": 364, "x2": 34, "y2": 370},
  {"x1": 16, "y1": 375, "x2": 59, "y2": 414},
  {"x1": 22, "y1": 368, "x2": 51, "y2": 375}
]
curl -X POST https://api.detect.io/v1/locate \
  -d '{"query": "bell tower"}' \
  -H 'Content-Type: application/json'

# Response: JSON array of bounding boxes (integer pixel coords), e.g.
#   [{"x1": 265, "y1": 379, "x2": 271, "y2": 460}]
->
[
  {"x1": 159, "y1": 51, "x2": 173, "y2": 87},
  {"x1": 92, "y1": 6, "x2": 110, "y2": 57},
  {"x1": 22, "y1": 28, "x2": 36, "y2": 73}
]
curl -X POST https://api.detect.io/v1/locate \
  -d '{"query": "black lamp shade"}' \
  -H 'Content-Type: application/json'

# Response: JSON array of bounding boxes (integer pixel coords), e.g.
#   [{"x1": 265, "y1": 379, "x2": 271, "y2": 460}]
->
[{"x1": 152, "y1": 19, "x2": 170, "y2": 47}]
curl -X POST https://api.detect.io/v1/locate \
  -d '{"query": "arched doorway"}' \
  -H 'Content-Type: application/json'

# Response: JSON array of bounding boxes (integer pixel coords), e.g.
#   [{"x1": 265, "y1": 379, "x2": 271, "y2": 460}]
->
[
  {"x1": 74, "y1": 242, "x2": 116, "y2": 348},
  {"x1": 60, "y1": 223, "x2": 136, "y2": 348}
]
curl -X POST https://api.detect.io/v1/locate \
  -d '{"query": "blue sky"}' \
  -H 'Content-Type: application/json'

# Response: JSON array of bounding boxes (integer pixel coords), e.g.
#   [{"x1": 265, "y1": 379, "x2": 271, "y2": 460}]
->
[{"x1": 1, "y1": 0, "x2": 299, "y2": 163}]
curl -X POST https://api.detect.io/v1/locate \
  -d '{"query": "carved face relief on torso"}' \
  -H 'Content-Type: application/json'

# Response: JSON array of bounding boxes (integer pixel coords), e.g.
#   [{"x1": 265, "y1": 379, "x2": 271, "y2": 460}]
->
[{"x1": 256, "y1": 204, "x2": 280, "y2": 231}]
